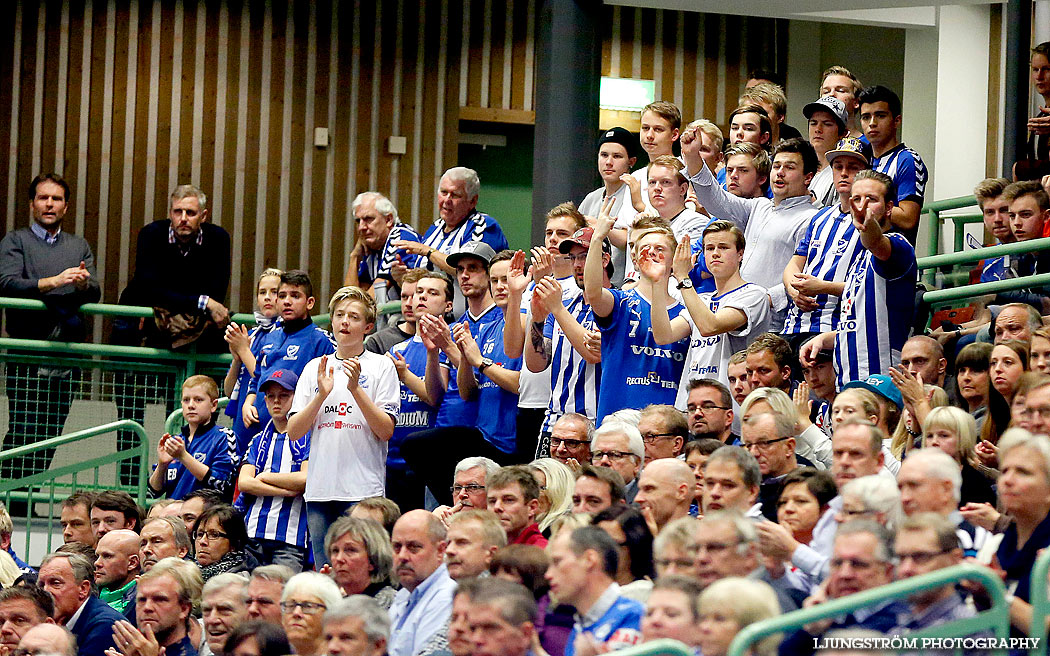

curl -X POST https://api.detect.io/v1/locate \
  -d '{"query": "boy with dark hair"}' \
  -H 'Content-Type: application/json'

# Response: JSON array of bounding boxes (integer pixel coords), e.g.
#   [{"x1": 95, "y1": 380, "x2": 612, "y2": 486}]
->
[
  {"x1": 242, "y1": 269, "x2": 336, "y2": 436},
  {"x1": 858, "y1": 85, "x2": 927, "y2": 244},
  {"x1": 148, "y1": 375, "x2": 237, "y2": 501},
  {"x1": 236, "y1": 368, "x2": 309, "y2": 572}
]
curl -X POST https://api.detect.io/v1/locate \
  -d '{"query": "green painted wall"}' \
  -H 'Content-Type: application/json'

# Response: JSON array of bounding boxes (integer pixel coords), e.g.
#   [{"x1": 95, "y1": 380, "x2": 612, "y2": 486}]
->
[{"x1": 458, "y1": 122, "x2": 535, "y2": 252}]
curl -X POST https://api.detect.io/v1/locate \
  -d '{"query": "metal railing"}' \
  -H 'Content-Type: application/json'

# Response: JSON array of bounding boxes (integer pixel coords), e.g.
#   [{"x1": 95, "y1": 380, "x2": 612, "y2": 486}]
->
[
  {"x1": 0, "y1": 419, "x2": 149, "y2": 556},
  {"x1": 726, "y1": 563, "x2": 1011, "y2": 656},
  {"x1": 597, "y1": 639, "x2": 692, "y2": 656},
  {"x1": 165, "y1": 398, "x2": 231, "y2": 435},
  {"x1": 1028, "y1": 548, "x2": 1050, "y2": 649}
]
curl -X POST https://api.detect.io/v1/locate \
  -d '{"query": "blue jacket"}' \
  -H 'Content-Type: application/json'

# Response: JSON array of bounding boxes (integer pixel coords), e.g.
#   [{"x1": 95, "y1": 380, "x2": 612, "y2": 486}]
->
[{"x1": 70, "y1": 596, "x2": 125, "y2": 656}]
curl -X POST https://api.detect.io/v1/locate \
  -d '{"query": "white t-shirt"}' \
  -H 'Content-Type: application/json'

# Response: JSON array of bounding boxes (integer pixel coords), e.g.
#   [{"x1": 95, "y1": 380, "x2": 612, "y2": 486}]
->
[
  {"x1": 809, "y1": 166, "x2": 836, "y2": 207},
  {"x1": 292, "y1": 352, "x2": 400, "y2": 502},
  {"x1": 579, "y1": 184, "x2": 640, "y2": 287},
  {"x1": 675, "y1": 282, "x2": 771, "y2": 409}
]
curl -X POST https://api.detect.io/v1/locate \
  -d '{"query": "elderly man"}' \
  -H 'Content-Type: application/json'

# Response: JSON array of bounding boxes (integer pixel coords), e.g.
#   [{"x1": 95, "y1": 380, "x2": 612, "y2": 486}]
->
[
  {"x1": 701, "y1": 446, "x2": 762, "y2": 517},
  {"x1": 433, "y1": 457, "x2": 500, "y2": 525},
  {"x1": 545, "y1": 527, "x2": 643, "y2": 656},
  {"x1": 486, "y1": 467, "x2": 546, "y2": 547},
  {"x1": 549, "y1": 413, "x2": 593, "y2": 471},
  {"x1": 392, "y1": 167, "x2": 508, "y2": 276},
  {"x1": 16, "y1": 624, "x2": 76, "y2": 656},
  {"x1": 0, "y1": 174, "x2": 100, "y2": 485},
  {"x1": 200, "y1": 573, "x2": 249, "y2": 656},
  {"x1": 897, "y1": 448, "x2": 990, "y2": 557},
  {"x1": 572, "y1": 466, "x2": 626, "y2": 514},
  {"x1": 779, "y1": 521, "x2": 903, "y2": 655},
  {"x1": 741, "y1": 413, "x2": 803, "y2": 521},
  {"x1": 633, "y1": 459, "x2": 693, "y2": 534},
  {"x1": 445, "y1": 510, "x2": 507, "y2": 580},
  {"x1": 324, "y1": 596, "x2": 391, "y2": 656},
  {"x1": 467, "y1": 579, "x2": 538, "y2": 656},
  {"x1": 138, "y1": 517, "x2": 190, "y2": 573},
  {"x1": 590, "y1": 420, "x2": 645, "y2": 503},
  {"x1": 889, "y1": 514, "x2": 976, "y2": 636},
  {"x1": 94, "y1": 530, "x2": 141, "y2": 616},
  {"x1": 388, "y1": 510, "x2": 457, "y2": 656},
  {"x1": 122, "y1": 557, "x2": 202, "y2": 656},
  {"x1": 345, "y1": 191, "x2": 423, "y2": 310},
  {"x1": 245, "y1": 565, "x2": 293, "y2": 624},
  {"x1": 994, "y1": 302, "x2": 1043, "y2": 343},
  {"x1": 637, "y1": 405, "x2": 688, "y2": 464},
  {"x1": 39, "y1": 552, "x2": 124, "y2": 656},
  {"x1": 0, "y1": 587, "x2": 55, "y2": 656},
  {"x1": 684, "y1": 379, "x2": 736, "y2": 444}
]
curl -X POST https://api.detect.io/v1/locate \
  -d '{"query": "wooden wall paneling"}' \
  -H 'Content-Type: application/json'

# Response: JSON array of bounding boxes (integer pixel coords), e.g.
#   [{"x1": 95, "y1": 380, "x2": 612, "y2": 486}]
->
[
  {"x1": 465, "y1": 0, "x2": 482, "y2": 108},
  {"x1": 651, "y1": 9, "x2": 663, "y2": 100},
  {"x1": 229, "y1": 1, "x2": 251, "y2": 312},
  {"x1": 143, "y1": 0, "x2": 161, "y2": 228},
  {"x1": 632, "y1": 7, "x2": 643, "y2": 80},
  {"x1": 252, "y1": 1, "x2": 273, "y2": 285},
  {"x1": 388, "y1": 0, "x2": 405, "y2": 206},
  {"x1": 365, "y1": 2, "x2": 381, "y2": 192},
  {"x1": 408, "y1": 0, "x2": 426, "y2": 239},
  {"x1": 724, "y1": 15, "x2": 742, "y2": 116},
  {"x1": 619, "y1": 7, "x2": 634, "y2": 80},
  {"x1": 607, "y1": 5, "x2": 620, "y2": 78},
  {"x1": 672, "y1": 11, "x2": 684, "y2": 111},
  {"x1": 502, "y1": 0, "x2": 514, "y2": 110},
  {"x1": 684, "y1": 12, "x2": 702, "y2": 123},
  {"x1": 93, "y1": 0, "x2": 115, "y2": 305},
  {"x1": 164, "y1": 1, "x2": 182, "y2": 199},
  {"x1": 702, "y1": 15, "x2": 719, "y2": 126},
  {"x1": 190, "y1": 0, "x2": 206, "y2": 185},
  {"x1": 116, "y1": 0, "x2": 140, "y2": 293},
  {"x1": 319, "y1": 0, "x2": 338, "y2": 304},
  {"x1": 299, "y1": 0, "x2": 319, "y2": 275},
  {"x1": 72, "y1": 1, "x2": 92, "y2": 239},
  {"x1": 4, "y1": 1, "x2": 23, "y2": 235},
  {"x1": 275, "y1": 0, "x2": 294, "y2": 269},
  {"x1": 427, "y1": 0, "x2": 452, "y2": 228},
  {"x1": 458, "y1": 0, "x2": 471, "y2": 108},
  {"x1": 127, "y1": 0, "x2": 154, "y2": 290},
  {"x1": 54, "y1": 1, "x2": 70, "y2": 174},
  {"x1": 210, "y1": 1, "x2": 229, "y2": 233},
  {"x1": 339, "y1": 0, "x2": 362, "y2": 287},
  {"x1": 30, "y1": 2, "x2": 46, "y2": 179},
  {"x1": 519, "y1": 0, "x2": 533, "y2": 112},
  {"x1": 480, "y1": 0, "x2": 492, "y2": 108}
]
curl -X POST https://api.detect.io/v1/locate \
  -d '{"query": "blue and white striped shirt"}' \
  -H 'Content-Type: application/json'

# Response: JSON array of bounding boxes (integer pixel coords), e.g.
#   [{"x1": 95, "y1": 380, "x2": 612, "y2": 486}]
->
[
  {"x1": 357, "y1": 223, "x2": 423, "y2": 305},
  {"x1": 871, "y1": 142, "x2": 927, "y2": 243},
  {"x1": 238, "y1": 420, "x2": 309, "y2": 548},
  {"x1": 542, "y1": 292, "x2": 601, "y2": 432},
  {"x1": 834, "y1": 233, "x2": 917, "y2": 388},
  {"x1": 782, "y1": 206, "x2": 865, "y2": 335},
  {"x1": 419, "y1": 210, "x2": 509, "y2": 268}
]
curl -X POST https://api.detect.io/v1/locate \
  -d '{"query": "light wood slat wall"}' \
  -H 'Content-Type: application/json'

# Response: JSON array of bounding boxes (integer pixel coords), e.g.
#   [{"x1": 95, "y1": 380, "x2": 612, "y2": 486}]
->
[
  {"x1": 0, "y1": 0, "x2": 780, "y2": 313},
  {"x1": 0, "y1": 0, "x2": 462, "y2": 311}
]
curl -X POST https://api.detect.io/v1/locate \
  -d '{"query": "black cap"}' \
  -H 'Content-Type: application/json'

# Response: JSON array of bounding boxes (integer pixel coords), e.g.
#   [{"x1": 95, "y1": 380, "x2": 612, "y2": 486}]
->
[{"x1": 597, "y1": 127, "x2": 638, "y2": 159}]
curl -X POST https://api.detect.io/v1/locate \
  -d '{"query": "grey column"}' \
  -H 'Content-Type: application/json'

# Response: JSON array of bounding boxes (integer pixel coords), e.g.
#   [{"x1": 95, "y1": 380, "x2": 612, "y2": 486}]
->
[
  {"x1": 531, "y1": 0, "x2": 603, "y2": 246},
  {"x1": 1002, "y1": 0, "x2": 1032, "y2": 177}
]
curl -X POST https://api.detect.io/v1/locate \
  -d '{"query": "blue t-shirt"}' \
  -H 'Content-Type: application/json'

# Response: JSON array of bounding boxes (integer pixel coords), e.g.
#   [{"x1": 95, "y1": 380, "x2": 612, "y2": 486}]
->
[
  {"x1": 388, "y1": 336, "x2": 441, "y2": 467},
  {"x1": 835, "y1": 233, "x2": 917, "y2": 388},
  {"x1": 436, "y1": 305, "x2": 502, "y2": 428},
  {"x1": 565, "y1": 595, "x2": 644, "y2": 656},
  {"x1": 226, "y1": 321, "x2": 281, "y2": 457},
  {"x1": 235, "y1": 420, "x2": 310, "y2": 548},
  {"x1": 473, "y1": 315, "x2": 522, "y2": 453},
  {"x1": 153, "y1": 421, "x2": 237, "y2": 500},
  {"x1": 594, "y1": 288, "x2": 689, "y2": 423},
  {"x1": 250, "y1": 322, "x2": 337, "y2": 428}
]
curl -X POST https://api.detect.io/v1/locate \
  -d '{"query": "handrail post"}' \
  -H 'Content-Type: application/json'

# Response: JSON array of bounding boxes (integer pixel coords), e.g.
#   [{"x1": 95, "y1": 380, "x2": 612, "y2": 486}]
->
[
  {"x1": 953, "y1": 215, "x2": 966, "y2": 254},
  {"x1": 1030, "y1": 549, "x2": 1050, "y2": 646},
  {"x1": 926, "y1": 208, "x2": 941, "y2": 285}
]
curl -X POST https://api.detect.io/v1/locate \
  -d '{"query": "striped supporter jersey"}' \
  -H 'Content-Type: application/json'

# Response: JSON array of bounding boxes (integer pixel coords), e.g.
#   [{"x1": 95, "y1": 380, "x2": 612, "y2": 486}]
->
[
  {"x1": 834, "y1": 232, "x2": 917, "y2": 388},
  {"x1": 541, "y1": 291, "x2": 601, "y2": 432},
  {"x1": 418, "y1": 210, "x2": 509, "y2": 269},
  {"x1": 237, "y1": 420, "x2": 309, "y2": 548},
  {"x1": 782, "y1": 206, "x2": 865, "y2": 335}
]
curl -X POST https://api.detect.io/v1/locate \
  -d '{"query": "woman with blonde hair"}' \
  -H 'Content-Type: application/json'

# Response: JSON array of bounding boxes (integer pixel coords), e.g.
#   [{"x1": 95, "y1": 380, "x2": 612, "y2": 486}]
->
[
  {"x1": 922, "y1": 406, "x2": 997, "y2": 505},
  {"x1": 888, "y1": 381, "x2": 948, "y2": 460},
  {"x1": 696, "y1": 577, "x2": 781, "y2": 656},
  {"x1": 529, "y1": 458, "x2": 575, "y2": 533}
]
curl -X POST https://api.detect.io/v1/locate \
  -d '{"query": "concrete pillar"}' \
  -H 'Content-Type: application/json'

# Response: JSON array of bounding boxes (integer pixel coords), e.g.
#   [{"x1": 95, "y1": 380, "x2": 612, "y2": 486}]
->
[{"x1": 531, "y1": 0, "x2": 603, "y2": 246}]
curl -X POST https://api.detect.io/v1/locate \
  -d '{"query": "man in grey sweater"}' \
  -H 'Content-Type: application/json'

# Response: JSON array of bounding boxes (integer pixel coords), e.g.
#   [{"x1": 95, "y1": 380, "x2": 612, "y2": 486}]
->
[{"x1": 0, "y1": 173, "x2": 100, "y2": 484}]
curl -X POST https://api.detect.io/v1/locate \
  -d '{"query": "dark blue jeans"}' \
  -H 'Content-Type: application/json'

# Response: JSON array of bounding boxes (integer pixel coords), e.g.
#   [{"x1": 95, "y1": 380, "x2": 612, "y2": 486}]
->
[{"x1": 306, "y1": 500, "x2": 357, "y2": 567}]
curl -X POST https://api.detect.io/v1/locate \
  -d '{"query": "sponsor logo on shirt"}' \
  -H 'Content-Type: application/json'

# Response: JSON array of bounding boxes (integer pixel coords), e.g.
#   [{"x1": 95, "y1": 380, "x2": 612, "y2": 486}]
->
[
  {"x1": 284, "y1": 345, "x2": 300, "y2": 360},
  {"x1": 317, "y1": 420, "x2": 364, "y2": 431},
  {"x1": 323, "y1": 403, "x2": 351, "y2": 415},
  {"x1": 629, "y1": 345, "x2": 685, "y2": 361},
  {"x1": 625, "y1": 371, "x2": 676, "y2": 388},
  {"x1": 398, "y1": 410, "x2": 431, "y2": 427}
]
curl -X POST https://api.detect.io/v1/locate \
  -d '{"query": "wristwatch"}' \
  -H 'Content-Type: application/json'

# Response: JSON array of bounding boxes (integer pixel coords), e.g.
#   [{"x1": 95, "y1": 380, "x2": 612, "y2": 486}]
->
[
  {"x1": 479, "y1": 358, "x2": 495, "y2": 372},
  {"x1": 676, "y1": 278, "x2": 694, "y2": 290}
]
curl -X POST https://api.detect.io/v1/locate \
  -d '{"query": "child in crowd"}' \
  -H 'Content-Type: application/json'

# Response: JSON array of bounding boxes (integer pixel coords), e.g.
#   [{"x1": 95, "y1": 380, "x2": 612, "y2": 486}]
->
[
  {"x1": 242, "y1": 270, "x2": 336, "y2": 435},
  {"x1": 223, "y1": 268, "x2": 283, "y2": 457},
  {"x1": 148, "y1": 375, "x2": 237, "y2": 500},
  {"x1": 236, "y1": 368, "x2": 309, "y2": 572},
  {"x1": 287, "y1": 286, "x2": 400, "y2": 565}
]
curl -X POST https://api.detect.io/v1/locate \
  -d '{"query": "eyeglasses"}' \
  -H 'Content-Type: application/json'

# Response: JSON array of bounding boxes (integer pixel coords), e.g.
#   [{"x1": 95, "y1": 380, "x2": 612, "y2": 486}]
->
[
  {"x1": 655, "y1": 558, "x2": 696, "y2": 570},
  {"x1": 1020, "y1": 405, "x2": 1050, "y2": 420},
  {"x1": 451, "y1": 484, "x2": 486, "y2": 495},
  {"x1": 897, "y1": 549, "x2": 951, "y2": 566},
  {"x1": 690, "y1": 540, "x2": 738, "y2": 555},
  {"x1": 686, "y1": 403, "x2": 730, "y2": 414},
  {"x1": 194, "y1": 530, "x2": 228, "y2": 542},
  {"x1": 566, "y1": 253, "x2": 589, "y2": 263},
  {"x1": 640, "y1": 432, "x2": 679, "y2": 445},
  {"x1": 550, "y1": 437, "x2": 590, "y2": 449},
  {"x1": 741, "y1": 436, "x2": 793, "y2": 451},
  {"x1": 280, "y1": 601, "x2": 328, "y2": 614},
  {"x1": 591, "y1": 450, "x2": 636, "y2": 462}
]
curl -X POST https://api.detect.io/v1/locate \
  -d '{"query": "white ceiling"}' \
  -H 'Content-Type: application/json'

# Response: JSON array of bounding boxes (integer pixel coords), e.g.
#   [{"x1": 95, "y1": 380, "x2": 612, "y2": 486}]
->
[{"x1": 605, "y1": 0, "x2": 1004, "y2": 28}]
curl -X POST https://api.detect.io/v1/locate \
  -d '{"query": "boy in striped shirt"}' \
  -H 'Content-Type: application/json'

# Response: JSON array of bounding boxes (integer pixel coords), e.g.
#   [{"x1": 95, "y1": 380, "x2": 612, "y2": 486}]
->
[
  {"x1": 801, "y1": 170, "x2": 918, "y2": 388},
  {"x1": 236, "y1": 368, "x2": 309, "y2": 571}
]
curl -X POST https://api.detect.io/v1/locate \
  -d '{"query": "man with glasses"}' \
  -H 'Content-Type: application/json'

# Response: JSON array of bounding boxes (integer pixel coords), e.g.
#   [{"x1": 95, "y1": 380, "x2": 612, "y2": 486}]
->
[
  {"x1": 684, "y1": 379, "x2": 736, "y2": 444},
  {"x1": 637, "y1": 405, "x2": 688, "y2": 464},
  {"x1": 741, "y1": 413, "x2": 805, "y2": 521},
  {"x1": 779, "y1": 520, "x2": 903, "y2": 653},
  {"x1": 1023, "y1": 378, "x2": 1050, "y2": 436},
  {"x1": 433, "y1": 457, "x2": 499, "y2": 526},
  {"x1": 589, "y1": 421, "x2": 645, "y2": 503},
  {"x1": 548, "y1": 414, "x2": 593, "y2": 472}
]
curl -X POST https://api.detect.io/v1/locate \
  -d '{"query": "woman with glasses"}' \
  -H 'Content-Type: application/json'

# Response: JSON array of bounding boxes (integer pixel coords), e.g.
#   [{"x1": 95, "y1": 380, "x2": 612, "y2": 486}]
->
[
  {"x1": 280, "y1": 572, "x2": 342, "y2": 656},
  {"x1": 192, "y1": 504, "x2": 253, "y2": 581}
]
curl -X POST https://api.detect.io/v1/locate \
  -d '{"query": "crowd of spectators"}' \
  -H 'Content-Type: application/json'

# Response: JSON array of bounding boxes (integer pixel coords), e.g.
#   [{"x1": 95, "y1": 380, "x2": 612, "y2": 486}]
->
[{"x1": 3, "y1": 47, "x2": 1050, "y2": 656}]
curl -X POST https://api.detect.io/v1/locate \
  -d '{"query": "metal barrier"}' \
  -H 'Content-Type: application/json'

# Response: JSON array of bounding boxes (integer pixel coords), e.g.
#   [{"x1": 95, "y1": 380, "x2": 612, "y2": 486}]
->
[
  {"x1": 0, "y1": 419, "x2": 149, "y2": 556},
  {"x1": 1029, "y1": 549, "x2": 1050, "y2": 649},
  {"x1": 599, "y1": 639, "x2": 692, "y2": 656},
  {"x1": 726, "y1": 563, "x2": 1011, "y2": 656},
  {"x1": 165, "y1": 398, "x2": 231, "y2": 435}
]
